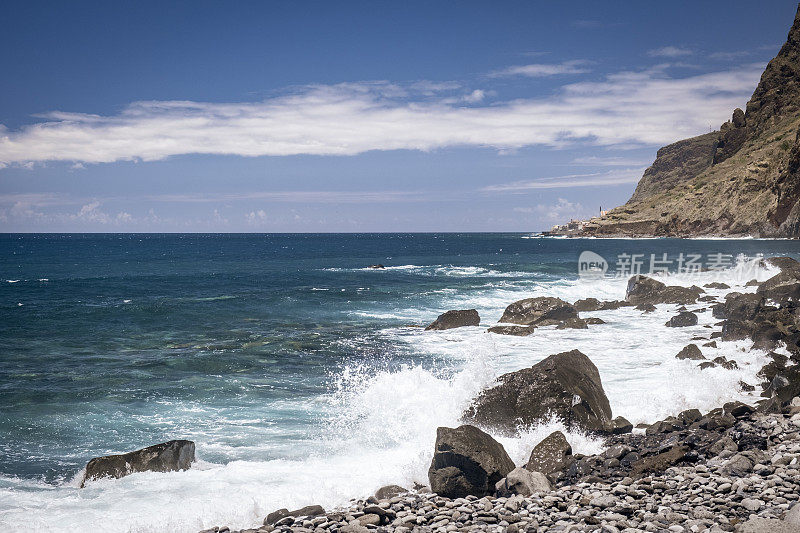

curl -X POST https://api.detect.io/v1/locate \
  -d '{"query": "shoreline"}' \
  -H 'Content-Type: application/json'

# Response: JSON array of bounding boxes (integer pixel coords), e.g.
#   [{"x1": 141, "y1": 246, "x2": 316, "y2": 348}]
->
[{"x1": 201, "y1": 257, "x2": 800, "y2": 533}]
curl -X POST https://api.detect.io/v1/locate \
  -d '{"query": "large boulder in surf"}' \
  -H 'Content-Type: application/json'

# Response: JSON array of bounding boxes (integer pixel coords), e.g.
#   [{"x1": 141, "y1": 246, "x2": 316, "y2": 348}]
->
[
  {"x1": 425, "y1": 309, "x2": 480, "y2": 331},
  {"x1": 81, "y1": 440, "x2": 195, "y2": 487},
  {"x1": 625, "y1": 276, "x2": 703, "y2": 305},
  {"x1": 712, "y1": 292, "x2": 765, "y2": 320},
  {"x1": 428, "y1": 425, "x2": 515, "y2": 498},
  {"x1": 463, "y1": 350, "x2": 613, "y2": 434},
  {"x1": 757, "y1": 270, "x2": 800, "y2": 303},
  {"x1": 499, "y1": 297, "x2": 577, "y2": 325},
  {"x1": 762, "y1": 256, "x2": 800, "y2": 273}
]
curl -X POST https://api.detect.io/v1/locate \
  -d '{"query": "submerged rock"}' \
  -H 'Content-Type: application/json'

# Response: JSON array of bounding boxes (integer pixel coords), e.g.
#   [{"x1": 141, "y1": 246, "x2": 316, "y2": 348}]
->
[
  {"x1": 665, "y1": 311, "x2": 698, "y2": 327},
  {"x1": 425, "y1": 309, "x2": 480, "y2": 331},
  {"x1": 498, "y1": 297, "x2": 577, "y2": 326},
  {"x1": 487, "y1": 325, "x2": 535, "y2": 336},
  {"x1": 463, "y1": 350, "x2": 613, "y2": 434},
  {"x1": 428, "y1": 425, "x2": 514, "y2": 498},
  {"x1": 81, "y1": 440, "x2": 195, "y2": 487}
]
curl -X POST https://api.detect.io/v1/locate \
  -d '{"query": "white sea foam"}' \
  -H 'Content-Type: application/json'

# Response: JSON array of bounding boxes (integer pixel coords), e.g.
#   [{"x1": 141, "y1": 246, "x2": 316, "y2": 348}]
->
[{"x1": 0, "y1": 256, "x2": 787, "y2": 532}]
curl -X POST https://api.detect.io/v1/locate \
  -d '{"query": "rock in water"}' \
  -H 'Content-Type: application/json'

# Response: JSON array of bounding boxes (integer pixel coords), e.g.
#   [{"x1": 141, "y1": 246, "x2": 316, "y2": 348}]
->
[
  {"x1": 524, "y1": 431, "x2": 573, "y2": 479},
  {"x1": 428, "y1": 425, "x2": 514, "y2": 498},
  {"x1": 81, "y1": 440, "x2": 195, "y2": 486},
  {"x1": 573, "y1": 298, "x2": 601, "y2": 312},
  {"x1": 625, "y1": 276, "x2": 666, "y2": 305},
  {"x1": 498, "y1": 297, "x2": 577, "y2": 325},
  {"x1": 425, "y1": 309, "x2": 480, "y2": 331},
  {"x1": 665, "y1": 311, "x2": 698, "y2": 327},
  {"x1": 626, "y1": 276, "x2": 703, "y2": 305},
  {"x1": 463, "y1": 350, "x2": 613, "y2": 434},
  {"x1": 487, "y1": 325, "x2": 535, "y2": 336},
  {"x1": 675, "y1": 344, "x2": 705, "y2": 360},
  {"x1": 555, "y1": 318, "x2": 588, "y2": 329},
  {"x1": 495, "y1": 467, "x2": 551, "y2": 496}
]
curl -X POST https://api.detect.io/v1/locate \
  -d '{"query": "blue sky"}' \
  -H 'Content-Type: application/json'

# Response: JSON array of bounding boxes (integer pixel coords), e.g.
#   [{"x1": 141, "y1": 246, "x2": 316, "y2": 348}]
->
[{"x1": 0, "y1": 0, "x2": 797, "y2": 232}]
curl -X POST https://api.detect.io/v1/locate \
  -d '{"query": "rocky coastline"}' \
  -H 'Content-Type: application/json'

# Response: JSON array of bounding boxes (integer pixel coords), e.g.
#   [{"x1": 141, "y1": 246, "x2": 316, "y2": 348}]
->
[
  {"x1": 545, "y1": 5, "x2": 800, "y2": 239},
  {"x1": 193, "y1": 256, "x2": 800, "y2": 533}
]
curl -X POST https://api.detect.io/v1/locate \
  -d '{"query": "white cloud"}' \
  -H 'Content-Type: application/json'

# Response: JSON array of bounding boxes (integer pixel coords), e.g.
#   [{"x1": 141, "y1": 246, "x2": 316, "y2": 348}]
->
[
  {"x1": 647, "y1": 46, "x2": 693, "y2": 58},
  {"x1": 490, "y1": 60, "x2": 591, "y2": 78},
  {"x1": 513, "y1": 198, "x2": 587, "y2": 222},
  {"x1": 483, "y1": 168, "x2": 647, "y2": 191},
  {"x1": 570, "y1": 156, "x2": 652, "y2": 166},
  {"x1": 0, "y1": 63, "x2": 762, "y2": 166}
]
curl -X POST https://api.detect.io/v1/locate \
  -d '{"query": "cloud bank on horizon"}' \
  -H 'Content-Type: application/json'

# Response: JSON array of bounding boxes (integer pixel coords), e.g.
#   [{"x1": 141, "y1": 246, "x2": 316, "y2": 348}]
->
[{"x1": 0, "y1": 62, "x2": 763, "y2": 168}]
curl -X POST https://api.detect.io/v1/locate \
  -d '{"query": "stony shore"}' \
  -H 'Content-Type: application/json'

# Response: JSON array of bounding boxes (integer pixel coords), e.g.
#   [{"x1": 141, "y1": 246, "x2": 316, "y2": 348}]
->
[
  {"x1": 197, "y1": 256, "x2": 800, "y2": 533},
  {"x1": 202, "y1": 403, "x2": 800, "y2": 533}
]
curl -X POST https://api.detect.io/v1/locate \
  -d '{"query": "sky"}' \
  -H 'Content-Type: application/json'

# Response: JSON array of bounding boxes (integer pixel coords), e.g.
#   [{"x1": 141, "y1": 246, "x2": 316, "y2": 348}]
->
[{"x1": 0, "y1": 0, "x2": 798, "y2": 232}]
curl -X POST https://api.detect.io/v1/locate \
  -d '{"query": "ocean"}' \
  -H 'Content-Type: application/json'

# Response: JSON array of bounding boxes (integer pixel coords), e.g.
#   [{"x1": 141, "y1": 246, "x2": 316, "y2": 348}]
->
[{"x1": 1, "y1": 233, "x2": 799, "y2": 532}]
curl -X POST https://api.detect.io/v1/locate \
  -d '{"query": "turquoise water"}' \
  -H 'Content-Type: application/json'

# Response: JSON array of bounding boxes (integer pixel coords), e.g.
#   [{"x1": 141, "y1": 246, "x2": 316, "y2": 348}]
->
[{"x1": 1, "y1": 233, "x2": 799, "y2": 532}]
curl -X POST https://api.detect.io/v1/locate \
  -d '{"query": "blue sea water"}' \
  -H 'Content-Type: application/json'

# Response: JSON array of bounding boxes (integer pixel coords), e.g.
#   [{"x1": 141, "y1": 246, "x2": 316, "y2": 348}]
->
[{"x1": 1, "y1": 233, "x2": 799, "y2": 532}]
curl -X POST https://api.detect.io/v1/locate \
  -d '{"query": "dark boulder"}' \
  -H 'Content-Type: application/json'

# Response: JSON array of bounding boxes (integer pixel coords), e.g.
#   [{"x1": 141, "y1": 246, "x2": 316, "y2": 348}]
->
[
  {"x1": 487, "y1": 325, "x2": 535, "y2": 336},
  {"x1": 635, "y1": 303, "x2": 657, "y2": 313},
  {"x1": 758, "y1": 270, "x2": 800, "y2": 303},
  {"x1": 425, "y1": 309, "x2": 480, "y2": 331},
  {"x1": 574, "y1": 298, "x2": 602, "y2": 312},
  {"x1": 625, "y1": 276, "x2": 666, "y2": 305},
  {"x1": 611, "y1": 416, "x2": 633, "y2": 434},
  {"x1": 463, "y1": 350, "x2": 613, "y2": 434},
  {"x1": 712, "y1": 292, "x2": 765, "y2": 320},
  {"x1": 675, "y1": 344, "x2": 705, "y2": 360},
  {"x1": 585, "y1": 317, "x2": 605, "y2": 325},
  {"x1": 524, "y1": 430, "x2": 573, "y2": 479},
  {"x1": 762, "y1": 256, "x2": 800, "y2": 273},
  {"x1": 722, "y1": 319, "x2": 754, "y2": 341},
  {"x1": 81, "y1": 440, "x2": 195, "y2": 487},
  {"x1": 626, "y1": 276, "x2": 703, "y2": 305},
  {"x1": 499, "y1": 297, "x2": 577, "y2": 325},
  {"x1": 629, "y1": 446, "x2": 689, "y2": 477},
  {"x1": 428, "y1": 425, "x2": 515, "y2": 498},
  {"x1": 724, "y1": 401, "x2": 755, "y2": 418},
  {"x1": 704, "y1": 282, "x2": 730, "y2": 289},
  {"x1": 665, "y1": 311, "x2": 698, "y2": 327}
]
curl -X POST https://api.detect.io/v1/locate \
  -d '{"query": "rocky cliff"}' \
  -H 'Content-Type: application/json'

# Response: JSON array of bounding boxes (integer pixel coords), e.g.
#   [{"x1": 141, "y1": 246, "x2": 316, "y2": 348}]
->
[{"x1": 574, "y1": 4, "x2": 800, "y2": 238}]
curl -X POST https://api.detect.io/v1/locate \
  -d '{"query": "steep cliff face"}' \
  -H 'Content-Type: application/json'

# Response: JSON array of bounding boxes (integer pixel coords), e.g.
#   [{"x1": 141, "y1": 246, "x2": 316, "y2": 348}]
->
[{"x1": 580, "y1": 4, "x2": 800, "y2": 238}]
